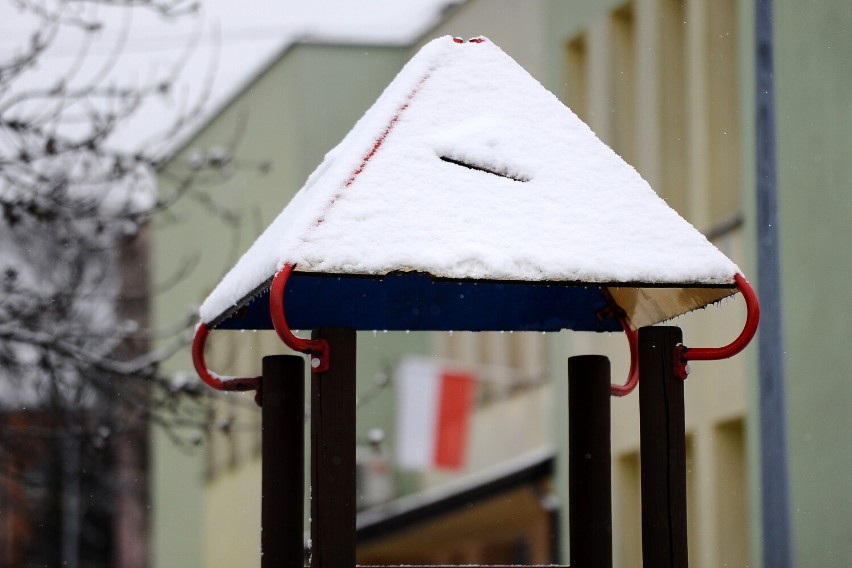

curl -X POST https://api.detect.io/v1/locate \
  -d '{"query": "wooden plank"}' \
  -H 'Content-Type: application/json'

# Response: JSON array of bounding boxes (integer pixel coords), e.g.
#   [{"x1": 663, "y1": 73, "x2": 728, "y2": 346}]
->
[
  {"x1": 261, "y1": 355, "x2": 305, "y2": 568},
  {"x1": 311, "y1": 328, "x2": 357, "y2": 568},
  {"x1": 639, "y1": 326, "x2": 688, "y2": 568},
  {"x1": 568, "y1": 355, "x2": 613, "y2": 568}
]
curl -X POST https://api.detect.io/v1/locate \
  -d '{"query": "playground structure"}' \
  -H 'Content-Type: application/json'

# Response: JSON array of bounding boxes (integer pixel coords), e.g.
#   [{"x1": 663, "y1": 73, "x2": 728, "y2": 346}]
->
[{"x1": 190, "y1": 36, "x2": 760, "y2": 567}]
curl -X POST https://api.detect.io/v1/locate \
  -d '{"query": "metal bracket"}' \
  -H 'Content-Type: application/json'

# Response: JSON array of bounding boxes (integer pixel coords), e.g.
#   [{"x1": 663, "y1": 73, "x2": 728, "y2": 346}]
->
[
  {"x1": 598, "y1": 289, "x2": 639, "y2": 397},
  {"x1": 674, "y1": 273, "x2": 760, "y2": 379},
  {"x1": 270, "y1": 263, "x2": 330, "y2": 373},
  {"x1": 191, "y1": 323, "x2": 261, "y2": 398}
]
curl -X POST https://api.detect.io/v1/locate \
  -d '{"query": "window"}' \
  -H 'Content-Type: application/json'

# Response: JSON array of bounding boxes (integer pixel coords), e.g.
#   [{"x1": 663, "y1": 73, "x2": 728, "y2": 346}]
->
[
  {"x1": 614, "y1": 451, "x2": 641, "y2": 567},
  {"x1": 660, "y1": 0, "x2": 688, "y2": 214},
  {"x1": 611, "y1": 4, "x2": 637, "y2": 165},
  {"x1": 714, "y1": 419, "x2": 748, "y2": 565},
  {"x1": 563, "y1": 0, "x2": 742, "y2": 235},
  {"x1": 565, "y1": 35, "x2": 589, "y2": 122},
  {"x1": 706, "y1": 0, "x2": 741, "y2": 228}
]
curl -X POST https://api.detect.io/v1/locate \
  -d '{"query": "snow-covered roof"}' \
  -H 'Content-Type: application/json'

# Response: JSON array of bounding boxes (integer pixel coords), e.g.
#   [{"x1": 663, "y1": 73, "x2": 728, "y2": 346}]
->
[{"x1": 199, "y1": 36, "x2": 740, "y2": 330}]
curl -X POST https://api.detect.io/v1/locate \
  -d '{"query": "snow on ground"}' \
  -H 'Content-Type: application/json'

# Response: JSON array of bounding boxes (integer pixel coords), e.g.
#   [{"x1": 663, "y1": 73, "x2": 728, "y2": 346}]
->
[{"x1": 199, "y1": 36, "x2": 740, "y2": 325}]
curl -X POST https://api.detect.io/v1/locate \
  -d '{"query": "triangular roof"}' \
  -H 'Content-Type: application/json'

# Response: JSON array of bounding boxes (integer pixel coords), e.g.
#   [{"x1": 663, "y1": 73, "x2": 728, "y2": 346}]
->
[{"x1": 199, "y1": 36, "x2": 739, "y2": 330}]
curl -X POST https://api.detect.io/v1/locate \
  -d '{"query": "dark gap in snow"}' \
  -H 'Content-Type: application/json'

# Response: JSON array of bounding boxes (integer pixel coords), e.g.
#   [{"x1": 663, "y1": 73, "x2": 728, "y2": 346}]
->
[{"x1": 439, "y1": 156, "x2": 530, "y2": 182}]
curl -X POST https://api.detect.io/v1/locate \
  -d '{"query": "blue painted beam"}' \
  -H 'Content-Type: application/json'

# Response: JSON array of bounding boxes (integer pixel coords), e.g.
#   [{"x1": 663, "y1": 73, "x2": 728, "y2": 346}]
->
[{"x1": 212, "y1": 272, "x2": 623, "y2": 333}]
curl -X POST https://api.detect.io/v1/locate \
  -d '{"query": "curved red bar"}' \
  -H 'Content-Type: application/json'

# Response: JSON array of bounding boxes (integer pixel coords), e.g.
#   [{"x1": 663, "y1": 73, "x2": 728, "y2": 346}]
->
[
  {"x1": 270, "y1": 264, "x2": 330, "y2": 373},
  {"x1": 611, "y1": 325, "x2": 639, "y2": 397},
  {"x1": 191, "y1": 324, "x2": 260, "y2": 392},
  {"x1": 605, "y1": 273, "x2": 759, "y2": 391},
  {"x1": 676, "y1": 273, "x2": 760, "y2": 378},
  {"x1": 600, "y1": 288, "x2": 640, "y2": 397}
]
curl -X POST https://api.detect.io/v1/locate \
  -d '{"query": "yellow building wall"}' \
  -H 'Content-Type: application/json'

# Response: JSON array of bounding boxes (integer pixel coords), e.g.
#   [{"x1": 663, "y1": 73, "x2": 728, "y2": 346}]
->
[
  {"x1": 556, "y1": 1, "x2": 752, "y2": 566},
  {"x1": 203, "y1": 458, "x2": 263, "y2": 568}
]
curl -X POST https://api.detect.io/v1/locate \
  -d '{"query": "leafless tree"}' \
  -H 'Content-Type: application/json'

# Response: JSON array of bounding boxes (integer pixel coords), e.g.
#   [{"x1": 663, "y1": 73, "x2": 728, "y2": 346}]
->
[{"x1": 0, "y1": 1, "x2": 265, "y2": 565}]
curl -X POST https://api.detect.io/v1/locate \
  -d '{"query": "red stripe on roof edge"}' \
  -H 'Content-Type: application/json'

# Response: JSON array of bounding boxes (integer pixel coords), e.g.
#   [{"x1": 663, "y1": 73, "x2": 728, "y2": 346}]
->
[
  {"x1": 312, "y1": 36, "x2": 486, "y2": 228},
  {"x1": 313, "y1": 72, "x2": 432, "y2": 227}
]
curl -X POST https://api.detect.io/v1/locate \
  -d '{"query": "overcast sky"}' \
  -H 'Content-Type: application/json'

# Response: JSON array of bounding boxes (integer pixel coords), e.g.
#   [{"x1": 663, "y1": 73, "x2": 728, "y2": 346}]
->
[{"x1": 0, "y1": 0, "x2": 454, "y2": 152}]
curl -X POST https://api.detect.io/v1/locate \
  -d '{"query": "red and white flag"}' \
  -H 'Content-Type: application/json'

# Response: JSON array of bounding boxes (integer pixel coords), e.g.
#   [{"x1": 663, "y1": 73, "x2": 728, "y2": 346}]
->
[{"x1": 395, "y1": 358, "x2": 476, "y2": 471}]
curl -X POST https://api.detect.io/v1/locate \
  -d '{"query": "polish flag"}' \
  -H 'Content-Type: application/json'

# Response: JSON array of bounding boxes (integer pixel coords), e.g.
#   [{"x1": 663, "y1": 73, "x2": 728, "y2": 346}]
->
[{"x1": 395, "y1": 358, "x2": 476, "y2": 471}]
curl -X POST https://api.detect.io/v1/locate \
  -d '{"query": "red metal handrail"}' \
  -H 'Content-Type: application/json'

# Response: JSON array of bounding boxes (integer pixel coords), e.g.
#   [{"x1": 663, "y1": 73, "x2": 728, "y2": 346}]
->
[
  {"x1": 270, "y1": 263, "x2": 330, "y2": 372},
  {"x1": 675, "y1": 272, "x2": 760, "y2": 378},
  {"x1": 612, "y1": 323, "x2": 640, "y2": 397},
  {"x1": 602, "y1": 272, "x2": 759, "y2": 392},
  {"x1": 600, "y1": 289, "x2": 640, "y2": 397},
  {"x1": 191, "y1": 323, "x2": 261, "y2": 392}
]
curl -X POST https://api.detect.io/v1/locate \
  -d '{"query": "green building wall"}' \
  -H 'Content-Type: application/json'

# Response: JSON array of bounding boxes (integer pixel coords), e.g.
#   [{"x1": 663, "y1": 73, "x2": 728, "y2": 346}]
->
[
  {"x1": 775, "y1": 1, "x2": 852, "y2": 565},
  {"x1": 151, "y1": 43, "x2": 422, "y2": 567}
]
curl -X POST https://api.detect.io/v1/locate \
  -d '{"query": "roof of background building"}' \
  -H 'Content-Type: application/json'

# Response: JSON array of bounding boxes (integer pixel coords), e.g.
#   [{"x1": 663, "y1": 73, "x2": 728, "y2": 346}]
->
[
  {"x1": 356, "y1": 446, "x2": 554, "y2": 543},
  {"x1": 0, "y1": 0, "x2": 464, "y2": 158}
]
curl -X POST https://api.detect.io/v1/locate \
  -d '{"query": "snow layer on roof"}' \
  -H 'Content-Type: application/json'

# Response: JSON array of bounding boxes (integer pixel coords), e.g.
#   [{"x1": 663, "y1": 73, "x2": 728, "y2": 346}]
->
[{"x1": 199, "y1": 36, "x2": 739, "y2": 324}]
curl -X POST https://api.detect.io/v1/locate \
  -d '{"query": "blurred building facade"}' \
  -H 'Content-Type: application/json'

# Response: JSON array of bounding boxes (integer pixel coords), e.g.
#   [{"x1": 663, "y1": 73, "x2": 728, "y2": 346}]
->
[{"x1": 152, "y1": 1, "x2": 852, "y2": 566}]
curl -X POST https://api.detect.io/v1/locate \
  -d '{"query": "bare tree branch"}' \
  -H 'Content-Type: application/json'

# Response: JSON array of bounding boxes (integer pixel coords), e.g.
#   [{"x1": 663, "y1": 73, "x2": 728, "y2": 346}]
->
[{"x1": 0, "y1": 1, "x2": 274, "y2": 563}]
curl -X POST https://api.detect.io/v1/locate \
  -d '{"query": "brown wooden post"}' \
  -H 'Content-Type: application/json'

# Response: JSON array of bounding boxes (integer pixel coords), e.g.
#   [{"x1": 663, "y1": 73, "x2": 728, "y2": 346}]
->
[
  {"x1": 310, "y1": 328, "x2": 357, "y2": 568},
  {"x1": 262, "y1": 355, "x2": 305, "y2": 568},
  {"x1": 568, "y1": 355, "x2": 613, "y2": 568},
  {"x1": 639, "y1": 326, "x2": 688, "y2": 568}
]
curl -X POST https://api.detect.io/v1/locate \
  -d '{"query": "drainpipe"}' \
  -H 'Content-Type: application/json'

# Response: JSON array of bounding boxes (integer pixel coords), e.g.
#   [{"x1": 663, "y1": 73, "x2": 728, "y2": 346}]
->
[{"x1": 754, "y1": 1, "x2": 793, "y2": 566}]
